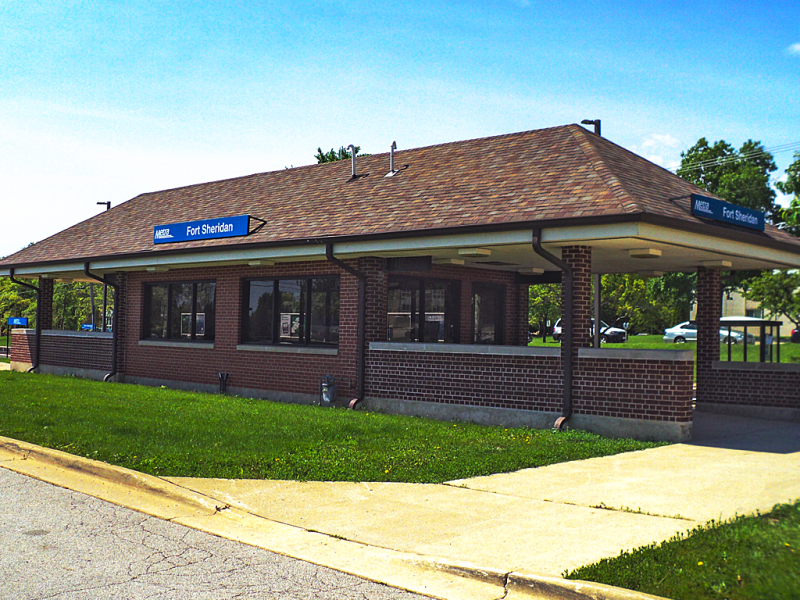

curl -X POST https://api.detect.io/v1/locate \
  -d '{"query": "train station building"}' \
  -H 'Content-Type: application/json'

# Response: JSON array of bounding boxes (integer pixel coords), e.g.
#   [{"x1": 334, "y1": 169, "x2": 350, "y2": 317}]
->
[{"x1": 3, "y1": 124, "x2": 800, "y2": 441}]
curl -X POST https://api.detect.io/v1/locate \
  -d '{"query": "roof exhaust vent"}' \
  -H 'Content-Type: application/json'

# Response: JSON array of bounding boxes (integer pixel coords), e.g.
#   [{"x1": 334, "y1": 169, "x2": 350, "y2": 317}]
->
[
  {"x1": 385, "y1": 141, "x2": 398, "y2": 178},
  {"x1": 347, "y1": 144, "x2": 357, "y2": 178}
]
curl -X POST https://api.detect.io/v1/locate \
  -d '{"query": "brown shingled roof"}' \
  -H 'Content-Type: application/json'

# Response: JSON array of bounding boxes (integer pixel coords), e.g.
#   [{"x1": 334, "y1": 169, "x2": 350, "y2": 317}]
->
[{"x1": 3, "y1": 124, "x2": 798, "y2": 267}]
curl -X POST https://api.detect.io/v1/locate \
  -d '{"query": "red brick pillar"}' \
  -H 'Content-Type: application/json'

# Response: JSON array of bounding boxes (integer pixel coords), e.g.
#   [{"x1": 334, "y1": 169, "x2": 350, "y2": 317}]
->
[
  {"x1": 513, "y1": 283, "x2": 531, "y2": 346},
  {"x1": 38, "y1": 277, "x2": 54, "y2": 330},
  {"x1": 359, "y1": 257, "x2": 387, "y2": 343},
  {"x1": 696, "y1": 267, "x2": 721, "y2": 405},
  {"x1": 561, "y1": 246, "x2": 593, "y2": 359},
  {"x1": 112, "y1": 272, "x2": 128, "y2": 375}
]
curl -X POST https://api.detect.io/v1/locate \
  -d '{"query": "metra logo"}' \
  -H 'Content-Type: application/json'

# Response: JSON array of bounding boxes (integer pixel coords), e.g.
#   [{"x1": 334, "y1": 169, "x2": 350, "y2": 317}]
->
[
  {"x1": 154, "y1": 228, "x2": 173, "y2": 239},
  {"x1": 694, "y1": 199, "x2": 713, "y2": 215}
]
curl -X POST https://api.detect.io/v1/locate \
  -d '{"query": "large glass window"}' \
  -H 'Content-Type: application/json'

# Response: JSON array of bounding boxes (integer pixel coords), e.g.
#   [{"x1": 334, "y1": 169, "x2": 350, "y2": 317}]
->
[
  {"x1": 386, "y1": 277, "x2": 460, "y2": 343},
  {"x1": 143, "y1": 281, "x2": 216, "y2": 341},
  {"x1": 472, "y1": 283, "x2": 505, "y2": 345},
  {"x1": 242, "y1": 276, "x2": 339, "y2": 346}
]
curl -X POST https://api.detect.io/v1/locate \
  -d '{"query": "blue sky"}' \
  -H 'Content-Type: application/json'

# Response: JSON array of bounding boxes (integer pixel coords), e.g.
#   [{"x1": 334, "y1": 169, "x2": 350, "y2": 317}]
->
[{"x1": 1, "y1": 0, "x2": 798, "y2": 258}]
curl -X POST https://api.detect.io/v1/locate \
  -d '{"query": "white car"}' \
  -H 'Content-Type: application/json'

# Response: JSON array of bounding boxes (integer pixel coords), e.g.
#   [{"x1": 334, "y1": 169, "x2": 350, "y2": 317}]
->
[
  {"x1": 663, "y1": 321, "x2": 754, "y2": 344},
  {"x1": 551, "y1": 318, "x2": 627, "y2": 343}
]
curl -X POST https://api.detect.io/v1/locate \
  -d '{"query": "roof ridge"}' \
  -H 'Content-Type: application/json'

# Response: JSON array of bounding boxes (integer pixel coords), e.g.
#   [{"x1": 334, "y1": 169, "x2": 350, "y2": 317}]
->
[{"x1": 566, "y1": 125, "x2": 643, "y2": 214}]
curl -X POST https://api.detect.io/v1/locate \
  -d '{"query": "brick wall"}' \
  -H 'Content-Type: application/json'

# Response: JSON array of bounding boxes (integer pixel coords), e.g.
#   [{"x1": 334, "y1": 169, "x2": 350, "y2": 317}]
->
[
  {"x1": 39, "y1": 333, "x2": 113, "y2": 372},
  {"x1": 367, "y1": 349, "x2": 563, "y2": 411},
  {"x1": 367, "y1": 347, "x2": 693, "y2": 422},
  {"x1": 699, "y1": 365, "x2": 800, "y2": 412},
  {"x1": 10, "y1": 330, "x2": 34, "y2": 364},
  {"x1": 122, "y1": 261, "x2": 360, "y2": 399},
  {"x1": 575, "y1": 355, "x2": 694, "y2": 421}
]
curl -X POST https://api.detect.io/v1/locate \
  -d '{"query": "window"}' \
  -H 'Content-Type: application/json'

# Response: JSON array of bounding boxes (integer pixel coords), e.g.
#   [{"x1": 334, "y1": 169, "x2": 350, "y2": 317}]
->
[
  {"x1": 143, "y1": 281, "x2": 216, "y2": 341},
  {"x1": 472, "y1": 283, "x2": 505, "y2": 344},
  {"x1": 242, "y1": 277, "x2": 339, "y2": 346},
  {"x1": 386, "y1": 276, "x2": 460, "y2": 343}
]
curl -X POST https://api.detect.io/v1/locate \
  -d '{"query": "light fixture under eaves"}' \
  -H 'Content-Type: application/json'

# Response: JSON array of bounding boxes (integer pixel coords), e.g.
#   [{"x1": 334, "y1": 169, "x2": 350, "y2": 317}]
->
[
  {"x1": 433, "y1": 258, "x2": 465, "y2": 266},
  {"x1": 248, "y1": 260, "x2": 275, "y2": 267},
  {"x1": 629, "y1": 248, "x2": 662, "y2": 259},
  {"x1": 701, "y1": 260, "x2": 733, "y2": 269},
  {"x1": 146, "y1": 266, "x2": 169, "y2": 273},
  {"x1": 638, "y1": 271, "x2": 664, "y2": 278},
  {"x1": 458, "y1": 248, "x2": 492, "y2": 257},
  {"x1": 520, "y1": 267, "x2": 545, "y2": 275}
]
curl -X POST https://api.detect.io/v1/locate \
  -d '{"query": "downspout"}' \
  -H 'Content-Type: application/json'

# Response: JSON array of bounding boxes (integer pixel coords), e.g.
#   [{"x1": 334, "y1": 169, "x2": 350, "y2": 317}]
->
[
  {"x1": 325, "y1": 244, "x2": 366, "y2": 409},
  {"x1": 531, "y1": 229, "x2": 574, "y2": 429},
  {"x1": 8, "y1": 268, "x2": 40, "y2": 373},
  {"x1": 84, "y1": 263, "x2": 119, "y2": 382}
]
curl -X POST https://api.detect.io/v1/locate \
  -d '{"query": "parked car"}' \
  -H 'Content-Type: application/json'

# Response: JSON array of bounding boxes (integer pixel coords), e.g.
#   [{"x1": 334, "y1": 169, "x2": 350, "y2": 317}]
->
[
  {"x1": 551, "y1": 318, "x2": 627, "y2": 343},
  {"x1": 663, "y1": 321, "x2": 754, "y2": 344}
]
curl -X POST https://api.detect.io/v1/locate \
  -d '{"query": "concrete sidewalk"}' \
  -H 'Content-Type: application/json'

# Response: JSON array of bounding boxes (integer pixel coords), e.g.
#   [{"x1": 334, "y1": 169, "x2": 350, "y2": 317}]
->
[{"x1": 2, "y1": 411, "x2": 799, "y2": 600}]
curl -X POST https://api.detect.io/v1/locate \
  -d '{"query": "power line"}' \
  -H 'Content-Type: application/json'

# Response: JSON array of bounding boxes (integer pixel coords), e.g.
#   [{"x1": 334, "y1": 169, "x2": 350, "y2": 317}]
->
[{"x1": 671, "y1": 141, "x2": 800, "y2": 173}]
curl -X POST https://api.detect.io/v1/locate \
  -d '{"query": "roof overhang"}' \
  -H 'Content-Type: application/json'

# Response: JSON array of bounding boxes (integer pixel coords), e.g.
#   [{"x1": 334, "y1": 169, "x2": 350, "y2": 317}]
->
[{"x1": 3, "y1": 214, "x2": 800, "y2": 281}]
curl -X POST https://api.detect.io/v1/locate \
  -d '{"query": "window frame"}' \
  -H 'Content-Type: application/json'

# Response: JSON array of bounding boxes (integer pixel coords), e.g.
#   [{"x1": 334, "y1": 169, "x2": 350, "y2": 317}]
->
[
  {"x1": 141, "y1": 279, "x2": 217, "y2": 342},
  {"x1": 386, "y1": 275, "x2": 461, "y2": 344},
  {"x1": 241, "y1": 275, "x2": 340, "y2": 347}
]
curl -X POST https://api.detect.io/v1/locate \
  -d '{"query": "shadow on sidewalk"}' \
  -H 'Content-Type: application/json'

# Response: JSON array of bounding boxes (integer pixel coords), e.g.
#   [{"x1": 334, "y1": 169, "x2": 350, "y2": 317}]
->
[{"x1": 689, "y1": 410, "x2": 800, "y2": 454}]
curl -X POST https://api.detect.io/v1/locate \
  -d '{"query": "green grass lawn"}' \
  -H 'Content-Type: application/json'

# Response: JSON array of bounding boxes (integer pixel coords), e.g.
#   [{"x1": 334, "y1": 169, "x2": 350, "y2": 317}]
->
[
  {"x1": 565, "y1": 501, "x2": 800, "y2": 600},
  {"x1": 0, "y1": 371, "x2": 663, "y2": 482},
  {"x1": 0, "y1": 357, "x2": 9, "y2": 364}
]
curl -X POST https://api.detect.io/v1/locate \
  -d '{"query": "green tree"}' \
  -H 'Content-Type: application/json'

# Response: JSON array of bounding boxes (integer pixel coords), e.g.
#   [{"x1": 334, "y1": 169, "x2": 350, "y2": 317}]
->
[
  {"x1": 743, "y1": 270, "x2": 800, "y2": 328},
  {"x1": 0, "y1": 277, "x2": 37, "y2": 334},
  {"x1": 528, "y1": 284, "x2": 560, "y2": 336},
  {"x1": 778, "y1": 151, "x2": 800, "y2": 229},
  {"x1": 677, "y1": 138, "x2": 779, "y2": 223},
  {"x1": 315, "y1": 145, "x2": 360, "y2": 163}
]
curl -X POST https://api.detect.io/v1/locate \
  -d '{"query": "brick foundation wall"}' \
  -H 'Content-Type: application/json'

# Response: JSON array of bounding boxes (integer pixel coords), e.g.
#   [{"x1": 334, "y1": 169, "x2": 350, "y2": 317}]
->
[
  {"x1": 367, "y1": 349, "x2": 563, "y2": 411},
  {"x1": 575, "y1": 355, "x2": 694, "y2": 421},
  {"x1": 367, "y1": 347, "x2": 694, "y2": 422},
  {"x1": 699, "y1": 365, "x2": 800, "y2": 412},
  {"x1": 39, "y1": 332, "x2": 113, "y2": 372}
]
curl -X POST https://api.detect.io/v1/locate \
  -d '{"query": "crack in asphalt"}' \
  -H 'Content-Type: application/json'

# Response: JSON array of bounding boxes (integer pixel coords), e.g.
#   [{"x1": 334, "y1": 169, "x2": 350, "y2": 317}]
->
[{"x1": 0, "y1": 466, "x2": 432, "y2": 600}]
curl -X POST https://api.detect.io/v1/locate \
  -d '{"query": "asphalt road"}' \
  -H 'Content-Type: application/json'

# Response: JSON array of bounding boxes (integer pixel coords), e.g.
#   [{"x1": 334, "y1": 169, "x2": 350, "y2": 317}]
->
[{"x1": 0, "y1": 467, "x2": 431, "y2": 600}]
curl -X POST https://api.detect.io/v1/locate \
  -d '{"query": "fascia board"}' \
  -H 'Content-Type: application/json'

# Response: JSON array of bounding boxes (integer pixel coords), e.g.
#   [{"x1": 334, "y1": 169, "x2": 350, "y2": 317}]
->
[{"x1": 636, "y1": 223, "x2": 800, "y2": 268}]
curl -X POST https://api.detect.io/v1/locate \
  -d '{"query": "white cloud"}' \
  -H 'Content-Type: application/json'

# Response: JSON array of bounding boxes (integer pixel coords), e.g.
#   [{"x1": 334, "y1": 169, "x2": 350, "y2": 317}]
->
[
  {"x1": 641, "y1": 133, "x2": 680, "y2": 149},
  {"x1": 787, "y1": 43, "x2": 800, "y2": 56}
]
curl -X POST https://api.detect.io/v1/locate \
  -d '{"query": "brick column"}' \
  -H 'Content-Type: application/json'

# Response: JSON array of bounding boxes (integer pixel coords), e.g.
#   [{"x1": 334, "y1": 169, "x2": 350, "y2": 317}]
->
[
  {"x1": 512, "y1": 283, "x2": 530, "y2": 346},
  {"x1": 561, "y1": 246, "x2": 593, "y2": 359},
  {"x1": 38, "y1": 277, "x2": 54, "y2": 330},
  {"x1": 112, "y1": 272, "x2": 128, "y2": 375},
  {"x1": 696, "y1": 267, "x2": 721, "y2": 405},
  {"x1": 360, "y1": 257, "x2": 387, "y2": 343}
]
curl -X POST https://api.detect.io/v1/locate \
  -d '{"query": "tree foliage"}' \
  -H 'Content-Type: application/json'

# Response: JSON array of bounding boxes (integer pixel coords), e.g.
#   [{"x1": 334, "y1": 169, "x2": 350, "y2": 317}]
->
[
  {"x1": 778, "y1": 151, "x2": 800, "y2": 229},
  {"x1": 677, "y1": 138, "x2": 779, "y2": 223},
  {"x1": 528, "y1": 284, "x2": 560, "y2": 334},
  {"x1": 315, "y1": 145, "x2": 360, "y2": 163},
  {"x1": 743, "y1": 271, "x2": 800, "y2": 327}
]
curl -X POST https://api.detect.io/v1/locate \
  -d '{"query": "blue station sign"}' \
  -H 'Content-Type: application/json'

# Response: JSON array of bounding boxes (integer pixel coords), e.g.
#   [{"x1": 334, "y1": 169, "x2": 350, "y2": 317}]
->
[
  {"x1": 691, "y1": 193, "x2": 765, "y2": 232},
  {"x1": 8, "y1": 317, "x2": 28, "y2": 326},
  {"x1": 153, "y1": 215, "x2": 252, "y2": 245}
]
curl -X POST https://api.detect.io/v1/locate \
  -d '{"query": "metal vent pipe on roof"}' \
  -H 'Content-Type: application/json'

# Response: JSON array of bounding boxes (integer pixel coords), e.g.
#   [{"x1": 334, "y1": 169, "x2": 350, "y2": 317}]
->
[
  {"x1": 347, "y1": 144, "x2": 357, "y2": 178},
  {"x1": 390, "y1": 141, "x2": 397, "y2": 173}
]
